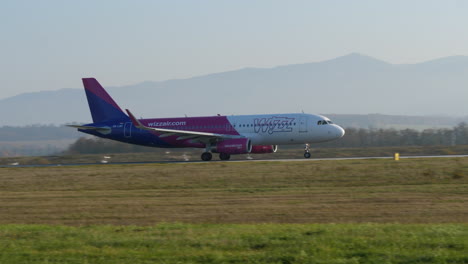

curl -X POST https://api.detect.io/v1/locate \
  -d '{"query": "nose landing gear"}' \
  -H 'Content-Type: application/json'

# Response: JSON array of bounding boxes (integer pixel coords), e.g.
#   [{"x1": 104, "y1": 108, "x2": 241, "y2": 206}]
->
[{"x1": 304, "y1": 144, "x2": 311, "y2": 159}]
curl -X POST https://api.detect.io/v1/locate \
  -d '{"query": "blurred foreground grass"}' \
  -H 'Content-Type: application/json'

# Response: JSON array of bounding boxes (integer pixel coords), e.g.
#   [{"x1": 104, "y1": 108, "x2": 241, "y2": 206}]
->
[{"x1": 0, "y1": 223, "x2": 466, "y2": 264}]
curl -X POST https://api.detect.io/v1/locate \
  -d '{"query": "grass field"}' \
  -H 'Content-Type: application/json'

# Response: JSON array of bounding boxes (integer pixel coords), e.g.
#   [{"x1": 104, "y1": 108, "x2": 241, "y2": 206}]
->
[
  {"x1": 1, "y1": 158, "x2": 467, "y2": 224},
  {"x1": 0, "y1": 158, "x2": 467, "y2": 263}
]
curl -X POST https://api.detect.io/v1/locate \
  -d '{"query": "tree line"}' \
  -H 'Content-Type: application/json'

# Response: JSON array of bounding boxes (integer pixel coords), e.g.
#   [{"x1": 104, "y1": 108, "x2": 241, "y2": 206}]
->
[
  {"x1": 318, "y1": 122, "x2": 468, "y2": 148},
  {"x1": 0, "y1": 125, "x2": 80, "y2": 141},
  {"x1": 65, "y1": 123, "x2": 468, "y2": 154},
  {"x1": 65, "y1": 137, "x2": 158, "y2": 154}
]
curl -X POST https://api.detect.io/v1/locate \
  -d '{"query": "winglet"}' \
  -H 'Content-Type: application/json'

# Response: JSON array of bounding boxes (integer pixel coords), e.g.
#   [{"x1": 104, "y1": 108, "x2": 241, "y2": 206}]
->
[{"x1": 125, "y1": 109, "x2": 145, "y2": 129}]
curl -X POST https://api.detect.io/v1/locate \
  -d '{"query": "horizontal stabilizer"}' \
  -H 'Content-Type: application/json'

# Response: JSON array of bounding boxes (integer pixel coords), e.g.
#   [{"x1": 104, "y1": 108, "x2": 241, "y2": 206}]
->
[{"x1": 66, "y1": 125, "x2": 111, "y2": 134}]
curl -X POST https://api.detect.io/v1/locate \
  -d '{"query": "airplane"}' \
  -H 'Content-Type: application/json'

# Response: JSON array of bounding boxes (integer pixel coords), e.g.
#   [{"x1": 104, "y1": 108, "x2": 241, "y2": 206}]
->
[{"x1": 69, "y1": 78, "x2": 345, "y2": 161}]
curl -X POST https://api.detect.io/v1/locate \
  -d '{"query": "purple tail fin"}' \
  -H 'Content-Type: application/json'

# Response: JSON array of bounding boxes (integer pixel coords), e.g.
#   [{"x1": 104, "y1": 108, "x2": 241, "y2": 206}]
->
[{"x1": 82, "y1": 78, "x2": 128, "y2": 123}]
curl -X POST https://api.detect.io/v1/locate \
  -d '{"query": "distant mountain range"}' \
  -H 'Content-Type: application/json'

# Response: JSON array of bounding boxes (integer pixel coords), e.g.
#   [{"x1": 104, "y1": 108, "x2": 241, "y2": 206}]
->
[{"x1": 2, "y1": 53, "x2": 468, "y2": 126}]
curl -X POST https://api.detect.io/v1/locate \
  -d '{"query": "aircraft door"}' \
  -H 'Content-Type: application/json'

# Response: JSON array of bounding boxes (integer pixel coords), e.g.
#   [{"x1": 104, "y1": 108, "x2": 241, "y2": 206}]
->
[
  {"x1": 124, "y1": 122, "x2": 132, "y2": 138},
  {"x1": 299, "y1": 116, "x2": 307, "y2": 133}
]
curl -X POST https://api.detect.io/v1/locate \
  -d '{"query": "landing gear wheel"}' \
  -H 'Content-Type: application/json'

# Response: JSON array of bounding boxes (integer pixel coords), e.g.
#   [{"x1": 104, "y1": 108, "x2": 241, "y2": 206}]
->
[
  {"x1": 304, "y1": 143, "x2": 311, "y2": 159},
  {"x1": 219, "y1": 153, "x2": 231, "y2": 161},
  {"x1": 201, "y1": 152, "x2": 213, "y2": 161}
]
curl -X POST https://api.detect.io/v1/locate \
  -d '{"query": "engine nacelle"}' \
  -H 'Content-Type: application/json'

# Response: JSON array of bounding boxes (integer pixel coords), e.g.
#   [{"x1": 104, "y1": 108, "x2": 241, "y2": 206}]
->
[
  {"x1": 211, "y1": 138, "x2": 252, "y2": 154},
  {"x1": 250, "y1": 145, "x2": 278, "y2": 154}
]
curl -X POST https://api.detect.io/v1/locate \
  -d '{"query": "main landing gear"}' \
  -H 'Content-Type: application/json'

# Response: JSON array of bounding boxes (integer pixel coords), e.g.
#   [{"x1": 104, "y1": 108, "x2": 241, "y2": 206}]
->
[
  {"x1": 201, "y1": 152, "x2": 212, "y2": 161},
  {"x1": 200, "y1": 152, "x2": 231, "y2": 161},
  {"x1": 304, "y1": 144, "x2": 311, "y2": 159},
  {"x1": 219, "y1": 153, "x2": 231, "y2": 161}
]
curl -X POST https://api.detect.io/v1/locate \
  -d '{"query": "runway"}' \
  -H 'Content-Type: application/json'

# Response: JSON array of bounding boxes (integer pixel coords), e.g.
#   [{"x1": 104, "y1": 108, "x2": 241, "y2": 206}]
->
[{"x1": 2, "y1": 154, "x2": 468, "y2": 168}]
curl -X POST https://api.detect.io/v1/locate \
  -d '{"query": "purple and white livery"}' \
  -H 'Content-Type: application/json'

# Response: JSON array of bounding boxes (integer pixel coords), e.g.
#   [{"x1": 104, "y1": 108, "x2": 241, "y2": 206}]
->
[{"x1": 69, "y1": 78, "x2": 345, "y2": 161}]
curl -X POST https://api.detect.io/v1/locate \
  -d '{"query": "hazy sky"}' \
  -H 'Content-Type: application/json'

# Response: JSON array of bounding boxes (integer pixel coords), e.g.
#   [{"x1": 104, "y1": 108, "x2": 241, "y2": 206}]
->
[{"x1": 2, "y1": 0, "x2": 468, "y2": 99}]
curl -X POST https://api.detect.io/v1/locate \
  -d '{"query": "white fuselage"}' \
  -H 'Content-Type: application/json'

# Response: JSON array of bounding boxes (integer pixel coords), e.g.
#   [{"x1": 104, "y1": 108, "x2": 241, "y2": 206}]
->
[{"x1": 227, "y1": 113, "x2": 345, "y2": 145}]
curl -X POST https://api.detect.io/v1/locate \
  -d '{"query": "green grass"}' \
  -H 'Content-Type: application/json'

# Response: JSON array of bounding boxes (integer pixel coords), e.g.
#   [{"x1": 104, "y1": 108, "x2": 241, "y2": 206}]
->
[{"x1": 0, "y1": 223, "x2": 467, "y2": 264}]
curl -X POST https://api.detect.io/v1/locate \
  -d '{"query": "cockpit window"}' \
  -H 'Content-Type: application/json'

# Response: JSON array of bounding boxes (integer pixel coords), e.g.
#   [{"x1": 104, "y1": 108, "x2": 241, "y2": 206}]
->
[{"x1": 318, "y1": 120, "x2": 333, "y2": 125}]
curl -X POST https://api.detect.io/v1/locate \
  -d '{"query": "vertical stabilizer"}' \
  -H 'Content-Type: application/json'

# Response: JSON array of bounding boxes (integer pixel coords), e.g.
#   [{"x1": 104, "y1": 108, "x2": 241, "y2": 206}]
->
[{"x1": 82, "y1": 78, "x2": 128, "y2": 123}]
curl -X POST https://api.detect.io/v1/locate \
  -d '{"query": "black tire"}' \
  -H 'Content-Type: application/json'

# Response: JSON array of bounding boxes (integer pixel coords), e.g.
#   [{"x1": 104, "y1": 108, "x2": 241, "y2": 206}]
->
[
  {"x1": 219, "y1": 153, "x2": 231, "y2": 161},
  {"x1": 304, "y1": 152, "x2": 311, "y2": 159},
  {"x1": 201, "y1": 152, "x2": 213, "y2": 161}
]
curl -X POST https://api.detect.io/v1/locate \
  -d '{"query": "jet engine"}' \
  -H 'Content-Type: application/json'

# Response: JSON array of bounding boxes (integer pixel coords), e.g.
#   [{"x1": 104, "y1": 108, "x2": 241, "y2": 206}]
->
[
  {"x1": 211, "y1": 138, "x2": 252, "y2": 154},
  {"x1": 250, "y1": 145, "x2": 278, "y2": 154}
]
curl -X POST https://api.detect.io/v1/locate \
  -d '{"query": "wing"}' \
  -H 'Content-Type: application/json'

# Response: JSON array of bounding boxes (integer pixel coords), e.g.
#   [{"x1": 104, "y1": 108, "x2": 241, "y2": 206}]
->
[{"x1": 125, "y1": 109, "x2": 241, "y2": 143}]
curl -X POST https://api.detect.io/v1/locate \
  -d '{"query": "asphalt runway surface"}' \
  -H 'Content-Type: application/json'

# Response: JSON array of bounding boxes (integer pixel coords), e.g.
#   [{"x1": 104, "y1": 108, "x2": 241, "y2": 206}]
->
[{"x1": 2, "y1": 154, "x2": 468, "y2": 168}]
